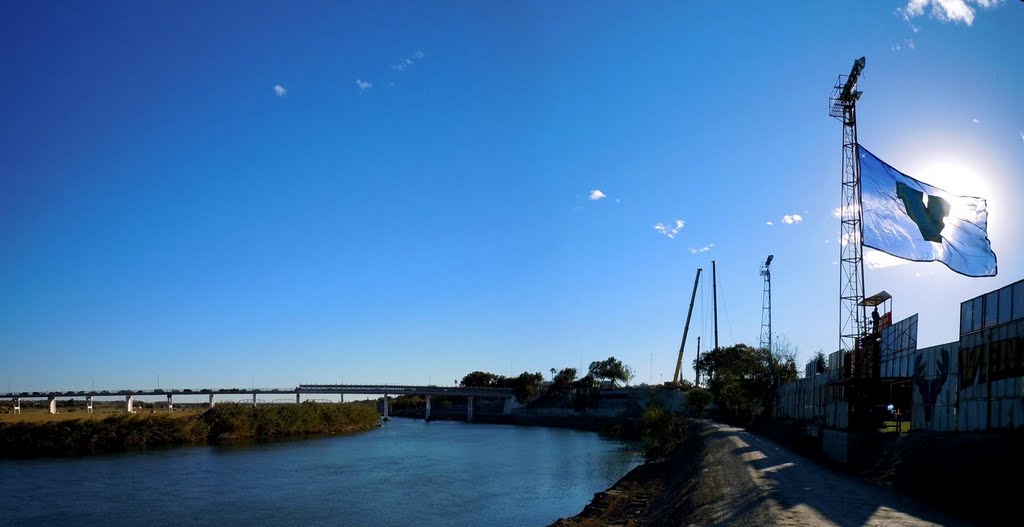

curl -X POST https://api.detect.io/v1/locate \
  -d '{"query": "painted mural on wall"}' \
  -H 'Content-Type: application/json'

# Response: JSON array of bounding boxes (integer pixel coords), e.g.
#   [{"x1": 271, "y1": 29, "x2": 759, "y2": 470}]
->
[
  {"x1": 958, "y1": 335, "x2": 1024, "y2": 390},
  {"x1": 912, "y1": 348, "x2": 949, "y2": 423}
]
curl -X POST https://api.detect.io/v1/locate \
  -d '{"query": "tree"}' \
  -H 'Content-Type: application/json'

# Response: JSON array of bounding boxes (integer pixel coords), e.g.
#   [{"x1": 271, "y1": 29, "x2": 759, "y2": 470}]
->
[
  {"x1": 812, "y1": 350, "x2": 828, "y2": 374},
  {"x1": 549, "y1": 368, "x2": 556, "y2": 381},
  {"x1": 508, "y1": 371, "x2": 544, "y2": 403},
  {"x1": 687, "y1": 388, "x2": 712, "y2": 418},
  {"x1": 548, "y1": 367, "x2": 577, "y2": 396},
  {"x1": 588, "y1": 357, "x2": 634, "y2": 387},
  {"x1": 693, "y1": 343, "x2": 797, "y2": 422},
  {"x1": 460, "y1": 371, "x2": 501, "y2": 388}
]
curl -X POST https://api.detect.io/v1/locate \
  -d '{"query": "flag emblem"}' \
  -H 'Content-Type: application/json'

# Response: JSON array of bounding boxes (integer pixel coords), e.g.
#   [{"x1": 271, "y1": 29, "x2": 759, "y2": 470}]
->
[{"x1": 858, "y1": 145, "x2": 997, "y2": 277}]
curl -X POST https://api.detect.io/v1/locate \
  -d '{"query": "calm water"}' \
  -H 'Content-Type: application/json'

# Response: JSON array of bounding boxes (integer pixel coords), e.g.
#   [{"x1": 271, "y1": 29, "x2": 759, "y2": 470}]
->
[{"x1": 0, "y1": 419, "x2": 642, "y2": 527}]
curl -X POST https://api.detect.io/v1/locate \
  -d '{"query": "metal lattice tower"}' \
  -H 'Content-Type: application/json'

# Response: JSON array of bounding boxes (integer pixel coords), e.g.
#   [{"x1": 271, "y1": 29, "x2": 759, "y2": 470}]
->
[
  {"x1": 829, "y1": 57, "x2": 867, "y2": 355},
  {"x1": 759, "y1": 255, "x2": 773, "y2": 352}
]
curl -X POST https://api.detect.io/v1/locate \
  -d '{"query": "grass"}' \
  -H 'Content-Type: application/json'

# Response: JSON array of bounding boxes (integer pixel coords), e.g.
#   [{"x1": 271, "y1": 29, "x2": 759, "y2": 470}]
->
[{"x1": 0, "y1": 408, "x2": 201, "y2": 424}]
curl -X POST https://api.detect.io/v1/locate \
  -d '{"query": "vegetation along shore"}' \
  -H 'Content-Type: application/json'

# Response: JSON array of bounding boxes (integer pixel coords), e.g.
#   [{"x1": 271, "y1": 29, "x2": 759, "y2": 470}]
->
[{"x1": 0, "y1": 402, "x2": 381, "y2": 457}]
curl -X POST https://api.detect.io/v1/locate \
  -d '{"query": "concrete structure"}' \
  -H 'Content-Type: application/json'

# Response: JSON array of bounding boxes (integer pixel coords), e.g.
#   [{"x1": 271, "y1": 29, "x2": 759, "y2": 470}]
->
[
  {"x1": 425, "y1": 395, "x2": 431, "y2": 420},
  {"x1": 5, "y1": 384, "x2": 514, "y2": 420}
]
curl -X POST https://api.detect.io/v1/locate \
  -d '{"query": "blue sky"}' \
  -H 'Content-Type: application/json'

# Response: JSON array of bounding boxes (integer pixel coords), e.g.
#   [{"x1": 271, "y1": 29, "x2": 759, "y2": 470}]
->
[{"x1": 2, "y1": 1, "x2": 1022, "y2": 394}]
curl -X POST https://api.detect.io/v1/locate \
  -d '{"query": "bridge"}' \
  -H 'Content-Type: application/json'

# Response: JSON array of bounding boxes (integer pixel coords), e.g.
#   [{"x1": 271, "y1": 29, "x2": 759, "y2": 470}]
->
[{"x1": 3, "y1": 384, "x2": 515, "y2": 422}]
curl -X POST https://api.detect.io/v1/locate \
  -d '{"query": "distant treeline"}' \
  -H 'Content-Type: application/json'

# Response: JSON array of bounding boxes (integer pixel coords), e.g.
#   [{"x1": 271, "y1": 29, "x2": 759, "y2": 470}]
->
[{"x1": 0, "y1": 402, "x2": 381, "y2": 457}]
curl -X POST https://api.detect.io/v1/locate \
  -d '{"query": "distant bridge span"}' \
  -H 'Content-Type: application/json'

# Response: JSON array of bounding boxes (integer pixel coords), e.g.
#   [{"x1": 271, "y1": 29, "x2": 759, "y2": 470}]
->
[{"x1": 4, "y1": 384, "x2": 514, "y2": 421}]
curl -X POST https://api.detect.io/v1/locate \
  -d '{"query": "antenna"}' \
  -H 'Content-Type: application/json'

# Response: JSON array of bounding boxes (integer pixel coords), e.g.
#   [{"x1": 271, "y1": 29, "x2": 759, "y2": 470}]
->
[
  {"x1": 829, "y1": 57, "x2": 867, "y2": 356},
  {"x1": 759, "y1": 255, "x2": 774, "y2": 352}
]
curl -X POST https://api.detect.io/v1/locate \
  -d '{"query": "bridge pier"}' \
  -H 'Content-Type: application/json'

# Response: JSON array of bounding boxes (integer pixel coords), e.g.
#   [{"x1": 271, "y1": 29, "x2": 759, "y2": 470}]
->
[
  {"x1": 467, "y1": 396, "x2": 474, "y2": 422},
  {"x1": 166, "y1": 394, "x2": 173, "y2": 413},
  {"x1": 502, "y1": 397, "x2": 513, "y2": 415},
  {"x1": 382, "y1": 394, "x2": 389, "y2": 419},
  {"x1": 296, "y1": 393, "x2": 301, "y2": 404},
  {"x1": 252, "y1": 393, "x2": 257, "y2": 407},
  {"x1": 48, "y1": 395, "x2": 57, "y2": 414},
  {"x1": 126, "y1": 395, "x2": 134, "y2": 414},
  {"x1": 86, "y1": 396, "x2": 93, "y2": 414},
  {"x1": 425, "y1": 395, "x2": 431, "y2": 420},
  {"x1": 12, "y1": 397, "x2": 20, "y2": 415},
  {"x1": 208, "y1": 393, "x2": 215, "y2": 409}
]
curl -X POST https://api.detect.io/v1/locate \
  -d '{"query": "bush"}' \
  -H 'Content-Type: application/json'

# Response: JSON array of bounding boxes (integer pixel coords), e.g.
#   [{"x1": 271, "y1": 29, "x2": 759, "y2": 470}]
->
[{"x1": 639, "y1": 405, "x2": 686, "y2": 459}]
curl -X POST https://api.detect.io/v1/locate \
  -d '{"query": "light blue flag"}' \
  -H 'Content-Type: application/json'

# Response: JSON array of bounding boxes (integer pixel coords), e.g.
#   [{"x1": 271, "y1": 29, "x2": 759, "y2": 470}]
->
[{"x1": 858, "y1": 145, "x2": 997, "y2": 277}]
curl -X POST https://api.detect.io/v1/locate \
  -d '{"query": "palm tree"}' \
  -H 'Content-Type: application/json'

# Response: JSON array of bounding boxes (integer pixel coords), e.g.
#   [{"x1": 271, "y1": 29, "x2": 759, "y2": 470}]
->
[{"x1": 549, "y1": 368, "x2": 556, "y2": 381}]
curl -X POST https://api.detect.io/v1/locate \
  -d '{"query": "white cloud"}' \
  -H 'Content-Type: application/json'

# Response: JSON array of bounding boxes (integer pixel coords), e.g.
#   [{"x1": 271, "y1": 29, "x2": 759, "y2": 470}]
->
[
  {"x1": 900, "y1": 0, "x2": 1003, "y2": 26},
  {"x1": 589, "y1": 189, "x2": 606, "y2": 201},
  {"x1": 1020, "y1": 131, "x2": 1024, "y2": 143},
  {"x1": 766, "y1": 221, "x2": 774, "y2": 226},
  {"x1": 906, "y1": 38, "x2": 916, "y2": 49},
  {"x1": 356, "y1": 79, "x2": 373, "y2": 91},
  {"x1": 392, "y1": 50, "x2": 426, "y2": 71},
  {"x1": 653, "y1": 219, "x2": 685, "y2": 239},
  {"x1": 832, "y1": 207, "x2": 842, "y2": 218},
  {"x1": 689, "y1": 243, "x2": 714, "y2": 255},
  {"x1": 972, "y1": 118, "x2": 980, "y2": 123},
  {"x1": 782, "y1": 214, "x2": 803, "y2": 225},
  {"x1": 273, "y1": 84, "x2": 287, "y2": 97}
]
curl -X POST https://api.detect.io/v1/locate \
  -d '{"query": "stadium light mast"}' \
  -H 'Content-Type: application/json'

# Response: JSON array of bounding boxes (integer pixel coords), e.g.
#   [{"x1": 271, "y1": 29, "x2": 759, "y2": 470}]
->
[
  {"x1": 759, "y1": 255, "x2": 773, "y2": 353},
  {"x1": 829, "y1": 56, "x2": 867, "y2": 356}
]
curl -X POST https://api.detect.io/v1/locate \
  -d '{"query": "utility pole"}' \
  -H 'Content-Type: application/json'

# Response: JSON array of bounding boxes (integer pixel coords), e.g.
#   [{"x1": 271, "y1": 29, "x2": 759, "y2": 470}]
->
[{"x1": 712, "y1": 260, "x2": 719, "y2": 351}]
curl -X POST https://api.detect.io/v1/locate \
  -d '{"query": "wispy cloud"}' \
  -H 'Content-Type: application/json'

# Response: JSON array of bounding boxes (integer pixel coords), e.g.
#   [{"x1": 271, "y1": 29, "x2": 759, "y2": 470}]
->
[
  {"x1": 391, "y1": 50, "x2": 426, "y2": 71},
  {"x1": 356, "y1": 79, "x2": 373, "y2": 91},
  {"x1": 782, "y1": 214, "x2": 803, "y2": 225},
  {"x1": 972, "y1": 118, "x2": 980, "y2": 123},
  {"x1": 589, "y1": 189, "x2": 606, "y2": 201},
  {"x1": 900, "y1": 0, "x2": 1003, "y2": 26},
  {"x1": 653, "y1": 220, "x2": 685, "y2": 239},
  {"x1": 689, "y1": 243, "x2": 714, "y2": 255},
  {"x1": 1020, "y1": 131, "x2": 1024, "y2": 143},
  {"x1": 273, "y1": 84, "x2": 287, "y2": 97}
]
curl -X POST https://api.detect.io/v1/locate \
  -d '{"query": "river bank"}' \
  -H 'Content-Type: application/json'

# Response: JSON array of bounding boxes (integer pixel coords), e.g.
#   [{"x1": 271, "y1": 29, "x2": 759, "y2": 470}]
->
[
  {"x1": 0, "y1": 402, "x2": 381, "y2": 457},
  {"x1": 546, "y1": 419, "x2": 704, "y2": 527}
]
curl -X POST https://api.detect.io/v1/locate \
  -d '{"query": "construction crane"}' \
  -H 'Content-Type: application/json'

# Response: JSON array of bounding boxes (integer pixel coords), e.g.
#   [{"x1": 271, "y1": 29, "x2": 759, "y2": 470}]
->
[
  {"x1": 672, "y1": 267, "x2": 702, "y2": 385},
  {"x1": 759, "y1": 255, "x2": 774, "y2": 352}
]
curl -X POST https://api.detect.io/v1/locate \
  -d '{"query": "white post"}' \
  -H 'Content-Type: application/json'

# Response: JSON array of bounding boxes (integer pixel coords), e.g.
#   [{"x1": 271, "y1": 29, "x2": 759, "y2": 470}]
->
[
  {"x1": 86, "y1": 396, "x2": 93, "y2": 414},
  {"x1": 209, "y1": 393, "x2": 215, "y2": 409},
  {"x1": 467, "y1": 396, "x2": 474, "y2": 422},
  {"x1": 126, "y1": 395, "x2": 134, "y2": 414},
  {"x1": 13, "y1": 398, "x2": 21, "y2": 415},
  {"x1": 48, "y1": 395, "x2": 57, "y2": 415},
  {"x1": 425, "y1": 395, "x2": 432, "y2": 420},
  {"x1": 167, "y1": 394, "x2": 173, "y2": 413}
]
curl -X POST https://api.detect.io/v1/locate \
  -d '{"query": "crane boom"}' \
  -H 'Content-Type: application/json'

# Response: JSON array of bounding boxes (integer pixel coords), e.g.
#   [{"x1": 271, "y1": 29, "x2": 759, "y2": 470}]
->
[{"x1": 672, "y1": 267, "x2": 702, "y2": 384}]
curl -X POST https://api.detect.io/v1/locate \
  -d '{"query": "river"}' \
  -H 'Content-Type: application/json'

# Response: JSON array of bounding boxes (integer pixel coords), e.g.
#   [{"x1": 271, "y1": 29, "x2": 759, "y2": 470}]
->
[{"x1": 0, "y1": 418, "x2": 643, "y2": 526}]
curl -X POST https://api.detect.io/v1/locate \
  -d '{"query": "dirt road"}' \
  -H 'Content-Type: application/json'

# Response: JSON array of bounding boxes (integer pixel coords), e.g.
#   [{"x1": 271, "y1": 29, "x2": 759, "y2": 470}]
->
[{"x1": 682, "y1": 422, "x2": 972, "y2": 527}]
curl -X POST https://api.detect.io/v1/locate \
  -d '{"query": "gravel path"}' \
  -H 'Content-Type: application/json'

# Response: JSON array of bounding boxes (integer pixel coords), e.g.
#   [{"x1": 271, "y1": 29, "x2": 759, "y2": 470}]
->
[{"x1": 682, "y1": 422, "x2": 972, "y2": 527}]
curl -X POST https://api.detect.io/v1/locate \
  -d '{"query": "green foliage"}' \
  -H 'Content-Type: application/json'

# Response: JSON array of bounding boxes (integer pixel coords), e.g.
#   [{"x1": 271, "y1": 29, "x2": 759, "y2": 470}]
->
[
  {"x1": 0, "y1": 403, "x2": 381, "y2": 457},
  {"x1": 692, "y1": 343, "x2": 799, "y2": 421},
  {"x1": 547, "y1": 367, "x2": 577, "y2": 396},
  {"x1": 509, "y1": 371, "x2": 544, "y2": 403},
  {"x1": 813, "y1": 349, "x2": 828, "y2": 374},
  {"x1": 460, "y1": 371, "x2": 503, "y2": 388},
  {"x1": 686, "y1": 388, "x2": 712, "y2": 418},
  {"x1": 588, "y1": 357, "x2": 633, "y2": 387},
  {"x1": 639, "y1": 405, "x2": 685, "y2": 459}
]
